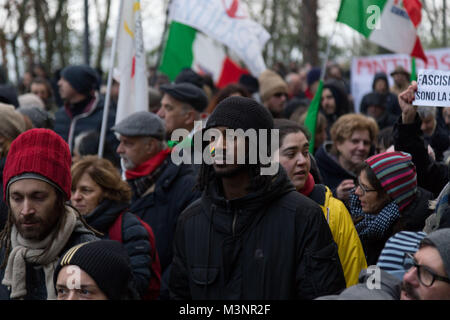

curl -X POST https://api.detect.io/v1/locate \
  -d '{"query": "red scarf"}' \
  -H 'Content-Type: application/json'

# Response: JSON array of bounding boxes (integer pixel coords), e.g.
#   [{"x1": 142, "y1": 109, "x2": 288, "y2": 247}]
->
[
  {"x1": 299, "y1": 173, "x2": 315, "y2": 197},
  {"x1": 125, "y1": 148, "x2": 171, "y2": 180}
]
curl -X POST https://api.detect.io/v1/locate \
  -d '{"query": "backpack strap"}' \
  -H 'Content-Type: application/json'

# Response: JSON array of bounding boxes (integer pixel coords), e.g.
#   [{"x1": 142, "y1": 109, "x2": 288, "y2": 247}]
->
[{"x1": 109, "y1": 211, "x2": 125, "y2": 242}]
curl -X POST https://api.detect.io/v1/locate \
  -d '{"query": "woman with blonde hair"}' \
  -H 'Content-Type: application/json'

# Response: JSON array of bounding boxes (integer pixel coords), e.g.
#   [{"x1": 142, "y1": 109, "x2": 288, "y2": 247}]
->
[
  {"x1": 315, "y1": 113, "x2": 379, "y2": 202},
  {"x1": 71, "y1": 155, "x2": 160, "y2": 299}
]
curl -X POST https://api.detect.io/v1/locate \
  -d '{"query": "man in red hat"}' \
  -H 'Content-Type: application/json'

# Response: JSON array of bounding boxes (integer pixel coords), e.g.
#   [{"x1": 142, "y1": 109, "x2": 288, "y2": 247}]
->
[{"x1": 0, "y1": 128, "x2": 98, "y2": 300}]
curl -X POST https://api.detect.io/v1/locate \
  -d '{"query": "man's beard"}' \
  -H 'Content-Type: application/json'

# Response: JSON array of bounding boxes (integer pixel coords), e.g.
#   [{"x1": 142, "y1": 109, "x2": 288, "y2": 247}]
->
[
  {"x1": 120, "y1": 155, "x2": 136, "y2": 170},
  {"x1": 12, "y1": 206, "x2": 60, "y2": 241},
  {"x1": 213, "y1": 163, "x2": 247, "y2": 178},
  {"x1": 401, "y1": 281, "x2": 421, "y2": 300}
]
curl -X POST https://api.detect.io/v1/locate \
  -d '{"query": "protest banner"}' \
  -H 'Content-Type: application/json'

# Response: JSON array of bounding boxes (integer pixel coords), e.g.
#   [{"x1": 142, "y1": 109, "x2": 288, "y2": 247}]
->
[
  {"x1": 351, "y1": 47, "x2": 450, "y2": 113},
  {"x1": 414, "y1": 69, "x2": 450, "y2": 107}
]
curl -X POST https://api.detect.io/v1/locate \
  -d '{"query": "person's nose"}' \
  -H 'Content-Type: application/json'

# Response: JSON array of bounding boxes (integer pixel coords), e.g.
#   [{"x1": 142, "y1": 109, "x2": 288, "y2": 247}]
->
[
  {"x1": 65, "y1": 290, "x2": 78, "y2": 300},
  {"x1": 402, "y1": 265, "x2": 420, "y2": 288},
  {"x1": 71, "y1": 190, "x2": 82, "y2": 203},
  {"x1": 116, "y1": 142, "x2": 124, "y2": 155},
  {"x1": 21, "y1": 198, "x2": 35, "y2": 217},
  {"x1": 157, "y1": 107, "x2": 165, "y2": 119}
]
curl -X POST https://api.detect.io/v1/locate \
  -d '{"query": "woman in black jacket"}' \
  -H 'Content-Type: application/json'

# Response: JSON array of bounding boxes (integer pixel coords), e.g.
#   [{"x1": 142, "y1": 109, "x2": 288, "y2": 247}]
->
[{"x1": 71, "y1": 155, "x2": 159, "y2": 299}]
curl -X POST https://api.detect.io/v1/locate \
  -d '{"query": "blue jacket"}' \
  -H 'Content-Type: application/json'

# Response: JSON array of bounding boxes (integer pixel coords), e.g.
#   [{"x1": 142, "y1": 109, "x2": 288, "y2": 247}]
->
[
  {"x1": 85, "y1": 199, "x2": 152, "y2": 298},
  {"x1": 54, "y1": 94, "x2": 118, "y2": 156},
  {"x1": 128, "y1": 158, "x2": 201, "y2": 298}
]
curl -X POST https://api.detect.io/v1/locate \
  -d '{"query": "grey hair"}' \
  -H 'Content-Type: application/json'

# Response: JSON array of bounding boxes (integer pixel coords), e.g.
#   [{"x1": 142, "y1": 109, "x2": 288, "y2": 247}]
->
[{"x1": 417, "y1": 106, "x2": 437, "y2": 119}]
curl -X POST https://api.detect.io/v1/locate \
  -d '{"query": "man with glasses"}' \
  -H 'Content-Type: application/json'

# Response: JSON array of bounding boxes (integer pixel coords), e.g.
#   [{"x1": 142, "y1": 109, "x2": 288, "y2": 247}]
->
[
  {"x1": 258, "y1": 69, "x2": 289, "y2": 118},
  {"x1": 317, "y1": 228, "x2": 450, "y2": 300}
]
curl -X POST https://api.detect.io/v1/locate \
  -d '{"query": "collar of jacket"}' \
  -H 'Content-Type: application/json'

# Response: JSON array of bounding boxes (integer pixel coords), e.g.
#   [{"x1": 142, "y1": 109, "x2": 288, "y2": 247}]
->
[
  {"x1": 64, "y1": 94, "x2": 97, "y2": 119},
  {"x1": 85, "y1": 199, "x2": 129, "y2": 233}
]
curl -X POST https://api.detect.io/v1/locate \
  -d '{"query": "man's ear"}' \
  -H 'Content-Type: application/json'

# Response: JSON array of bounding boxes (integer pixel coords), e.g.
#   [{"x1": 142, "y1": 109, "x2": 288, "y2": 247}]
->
[{"x1": 183, "y1": 109, "x2": 197, "y2": 126}]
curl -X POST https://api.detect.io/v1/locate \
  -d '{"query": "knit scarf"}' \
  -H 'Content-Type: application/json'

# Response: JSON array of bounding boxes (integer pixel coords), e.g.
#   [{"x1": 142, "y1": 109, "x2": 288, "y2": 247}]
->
[
  {"x1": 1, "y1": 207, "x2": 81, "y2": 300},
  {"x1": 349, "y1": 192, "x2": 400, "y2": 241},
  {"x1": 126, "y1": 149, "x2": 171, "y2": 198},
  {"x1": 299, "y1": 173, "x2": 315, "y2": 197},
  {"x1": 125, "y1": 148, "x2": 171, "y2": 180}
]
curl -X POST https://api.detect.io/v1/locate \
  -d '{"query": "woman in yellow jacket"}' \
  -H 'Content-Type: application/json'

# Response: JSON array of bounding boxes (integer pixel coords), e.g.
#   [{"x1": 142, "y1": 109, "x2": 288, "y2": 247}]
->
[{"x1": 274, "y1": 119, "x2": 367, "y2": 286}]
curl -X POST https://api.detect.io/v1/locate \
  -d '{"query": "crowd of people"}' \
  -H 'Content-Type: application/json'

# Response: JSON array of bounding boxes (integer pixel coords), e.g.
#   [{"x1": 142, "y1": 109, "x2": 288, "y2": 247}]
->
[{"x1": 0, "y1": 60, "x2": 449, "y2": 300}]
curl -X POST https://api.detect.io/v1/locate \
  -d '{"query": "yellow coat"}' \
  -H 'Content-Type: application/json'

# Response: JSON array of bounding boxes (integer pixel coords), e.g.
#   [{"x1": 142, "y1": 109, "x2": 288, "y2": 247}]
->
[{"x1": 311, "y1": 185, "x2": 367, "y2": 287}]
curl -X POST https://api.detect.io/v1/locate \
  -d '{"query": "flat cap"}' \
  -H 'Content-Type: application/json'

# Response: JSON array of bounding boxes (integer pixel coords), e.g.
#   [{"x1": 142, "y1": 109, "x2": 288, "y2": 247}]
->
[
  {"x1": 160, "y1": 82, "x2": 208, "y2": 112},
  {"x1": 111, "y1": 111, "x2": 165, "y2": 140}
]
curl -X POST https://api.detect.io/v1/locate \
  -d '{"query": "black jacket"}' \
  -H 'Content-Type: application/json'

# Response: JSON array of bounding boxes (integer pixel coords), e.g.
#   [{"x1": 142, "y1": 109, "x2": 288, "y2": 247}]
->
[
  {"x1": 315, "y1": 142, "x2": 356, "y2": 196},
  {"x1": 85, "y1": 199, "x2": 152, "y2": 298},
  {"x1": 129, "y1": 159, "x2": 201, "y2": 297},
  {"x1": 0, "y1": 220, "x2": 97, "y2": 300},
  {"x1": 54, "y1": 94, "x2": 119, "y2": 157},
  {"x1": 394, "y1": 114, "x2": 449, "y2": 197},
  {"x1": 169, "y1": 167, "x2": 346, "y2": 299}
]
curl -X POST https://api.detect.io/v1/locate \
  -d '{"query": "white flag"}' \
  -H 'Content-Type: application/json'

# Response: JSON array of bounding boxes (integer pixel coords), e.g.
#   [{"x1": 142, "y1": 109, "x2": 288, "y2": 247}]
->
[
  {"x1": 168, "y1": 0, "x2": 270, "y2": 77},
  {"x1": 114, "y1": 0, "x2": 149, "y2": 124}
]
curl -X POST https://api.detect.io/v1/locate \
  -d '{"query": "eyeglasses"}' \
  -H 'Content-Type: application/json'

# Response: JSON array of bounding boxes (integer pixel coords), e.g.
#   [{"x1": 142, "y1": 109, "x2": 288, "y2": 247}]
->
[
  {"x1": 403, "y1": 252, "x2": 450, "y2": 287},
  {"x1": 356, "y1": 178, "x2": 377, "y2": 195}
]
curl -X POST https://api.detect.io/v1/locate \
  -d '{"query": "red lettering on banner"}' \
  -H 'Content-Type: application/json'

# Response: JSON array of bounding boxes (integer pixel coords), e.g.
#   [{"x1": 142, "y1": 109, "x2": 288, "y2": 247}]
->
[
  {"x1": 426, "y1": 55, "x2": 439, "y2": 70},
  {"x1": 440, "y1": 54, "x2": 450, "y2": 70},
  {"x1": 357, "y1": 60, "x2": 373, "y2": 75}
]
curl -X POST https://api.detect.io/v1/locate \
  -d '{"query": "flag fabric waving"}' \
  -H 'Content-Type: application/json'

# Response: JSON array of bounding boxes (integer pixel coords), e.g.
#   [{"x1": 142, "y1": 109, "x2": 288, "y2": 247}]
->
[
  {"x1": 337, "y1": 0, "x2": 427, "y2": 62},
  {"x1": 114, "y1": 0, "x2": 149, "y2": 125},
  {"x1": 159, "y1": 21, "x2": 249, "y2": 88},
  {"x1": 165, "y1": 0, "x2": 270, "y2": 78}
]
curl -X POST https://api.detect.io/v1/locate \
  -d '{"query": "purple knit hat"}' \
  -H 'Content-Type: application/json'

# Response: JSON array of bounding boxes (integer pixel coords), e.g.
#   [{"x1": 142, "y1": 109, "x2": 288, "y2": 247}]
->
[{"x1": 365, "y1": 151, "x2": 417, "y2": 211}]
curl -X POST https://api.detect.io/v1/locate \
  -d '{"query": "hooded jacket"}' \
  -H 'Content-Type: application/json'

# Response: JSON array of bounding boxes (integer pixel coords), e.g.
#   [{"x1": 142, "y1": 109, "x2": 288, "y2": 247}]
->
[
  {"x1": 360, "y1": 72, "x2": 401, "y2": 116},
  {"x1": 169, "y1": 168, "x2": 346, "y2": 300},
  {"x1": 309, "y1": 184, "x2": 367, "y2": 287}
]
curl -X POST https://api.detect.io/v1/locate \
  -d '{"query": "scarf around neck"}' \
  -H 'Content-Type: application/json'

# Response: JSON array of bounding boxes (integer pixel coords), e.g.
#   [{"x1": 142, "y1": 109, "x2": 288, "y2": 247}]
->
[
  {"x1": 349, "y1": 192, "x2": 400, "y2": 241},
  {"x1": 125, "y1": 148, "x2": 171, "y2": 180},
  {"x1": 299, "y1": 173, "x2": 315, "y2": 197},
  {"x1": 1, "y1": 206, "x2": 83, "y2": 300}
]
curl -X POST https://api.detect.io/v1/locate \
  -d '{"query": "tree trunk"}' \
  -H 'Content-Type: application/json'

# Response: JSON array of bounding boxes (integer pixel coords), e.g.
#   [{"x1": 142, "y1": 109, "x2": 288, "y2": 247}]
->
[
  {"x1": 95, "y1": 0, "x2": 112, "y2": 71},
  {"x1": 300, "y1": 0, "x2": 319, "y2": 66}
]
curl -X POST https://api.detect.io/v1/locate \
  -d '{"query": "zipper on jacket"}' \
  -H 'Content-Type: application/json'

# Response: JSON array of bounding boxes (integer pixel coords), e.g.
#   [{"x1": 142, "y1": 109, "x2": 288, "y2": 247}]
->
[{"x1": 232, "y1": 211, "x2": 238, "y2": 236}]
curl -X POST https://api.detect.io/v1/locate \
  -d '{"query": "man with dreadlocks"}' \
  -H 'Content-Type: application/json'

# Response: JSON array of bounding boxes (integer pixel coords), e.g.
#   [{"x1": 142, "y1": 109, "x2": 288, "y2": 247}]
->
[
  {"x1": 169, "y1": 96, "x2": 346, "y2": 299},
  {"x1": 0, "y1": 128, "x2": 98, "y2": 300}
]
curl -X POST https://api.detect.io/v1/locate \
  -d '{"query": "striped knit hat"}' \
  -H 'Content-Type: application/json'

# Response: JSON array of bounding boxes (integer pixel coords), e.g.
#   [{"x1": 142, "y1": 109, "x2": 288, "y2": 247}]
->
[{"x1": 365, "y1": 151, "x2": 417, "y2": 212}]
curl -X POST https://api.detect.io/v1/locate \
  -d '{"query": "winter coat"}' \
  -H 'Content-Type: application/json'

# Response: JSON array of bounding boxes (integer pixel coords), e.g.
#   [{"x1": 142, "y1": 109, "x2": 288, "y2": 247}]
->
[
  {"x1": 317, "y1": 268, "x2": 401, "y2": 300},
  {"x1": 309, "y1": 184, "x2": 367, "y2": 287},
  {"x1": 54, "y1": 93, "x2": 118, "y2": 157},
  {"x1": 169, "y1": 168, "x2": 346, "y2": 300},
  {"x1": 0, "y1": 157, "x2": 7, "y2": 231},
  {"x1": 423, "y1": 125, "x2": 450, "y2": 162},
  {"x1": 393, "y1": 114, "x2": 449, "y2": 197},
  {"x1": 0, "y1": 217, "x2": 98, "y2": 300},
  {"x1": 84, "y1": 199, "x2": 152, "y2": 298},
  {"x1": 128, "y1": 158, "x2": 201, "y2": 298},
  {"x1": 315, "y1": 142, "x2": 357, "y2": 195},
  {"x1": 350, "y1": 187, "x2": 433, "y2": 266}
]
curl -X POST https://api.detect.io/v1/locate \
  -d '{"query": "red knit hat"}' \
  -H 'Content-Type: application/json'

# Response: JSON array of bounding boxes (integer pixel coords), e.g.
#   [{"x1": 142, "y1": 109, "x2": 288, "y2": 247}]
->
[{"x1": 3, "y1": 128, "x2": 72, "y2": 201}]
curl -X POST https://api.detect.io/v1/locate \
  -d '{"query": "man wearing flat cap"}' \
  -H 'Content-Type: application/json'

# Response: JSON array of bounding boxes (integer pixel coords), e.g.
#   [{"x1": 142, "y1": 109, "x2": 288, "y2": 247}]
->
[
  {"x1": 54, "y1": 65, "x2": 118, "y2": 159},
  {"x1": 112, "y1": 110, "x2": 200, "y2": 299},
  {"x1": 390, "y1": 66, "x2": 411, "y2": 96},
  {"x1": 157, "y1": 82, "x2": 208, "y2": 144}
]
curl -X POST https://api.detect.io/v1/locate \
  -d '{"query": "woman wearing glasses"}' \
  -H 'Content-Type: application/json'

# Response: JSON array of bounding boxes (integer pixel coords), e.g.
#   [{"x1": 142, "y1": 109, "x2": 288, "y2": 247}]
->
[{"x1": 350, "y1": 151, "x2": 434, "y2": 265}]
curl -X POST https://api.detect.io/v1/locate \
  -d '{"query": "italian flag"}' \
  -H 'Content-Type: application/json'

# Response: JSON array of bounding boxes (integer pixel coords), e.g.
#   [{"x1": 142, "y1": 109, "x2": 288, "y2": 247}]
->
[
  {"x1": 159, "y1": 21, "x2": 249, "y2": 88},
  {"x1": 337, "y1": 0, "x2": 427, "y2": 62}
]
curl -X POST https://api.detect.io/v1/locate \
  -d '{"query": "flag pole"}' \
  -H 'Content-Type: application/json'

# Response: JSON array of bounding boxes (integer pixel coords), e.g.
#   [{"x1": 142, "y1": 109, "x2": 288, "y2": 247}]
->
[
  {"x1": 304, "y1": 23, "x2": 337, "y2": 153},
  {"x1": 410, "y1": 57, "x2": 417, "y2": 82},
  {"x1": 98, "y1": 0, "x2": 124, "y2": 158},
  {"x1": 154, "y1": 0, "x2": 173, "y2": 79}
]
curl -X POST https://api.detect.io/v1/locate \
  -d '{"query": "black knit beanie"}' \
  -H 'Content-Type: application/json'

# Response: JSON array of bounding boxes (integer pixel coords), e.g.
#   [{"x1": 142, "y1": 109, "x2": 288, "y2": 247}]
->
[
  {"x1": 205, "y1": 96, "x2": 274, "y2": 131},
  {"x1": 61, "y1": 65, "x2": 99, "y2": 96},
  {"x1": 54, "y1": 240, "x2": 133, "y2": 300}
]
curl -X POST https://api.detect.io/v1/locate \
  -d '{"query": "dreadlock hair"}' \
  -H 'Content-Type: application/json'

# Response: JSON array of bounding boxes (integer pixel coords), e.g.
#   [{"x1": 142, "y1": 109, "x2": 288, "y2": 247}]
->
[{"x1": 0, "y1": 187, "x2": 102, "y2": 270}]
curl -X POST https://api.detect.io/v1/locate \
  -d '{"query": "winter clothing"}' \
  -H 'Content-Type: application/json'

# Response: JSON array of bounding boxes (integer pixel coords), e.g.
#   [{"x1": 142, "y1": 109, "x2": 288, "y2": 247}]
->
[
  {"x1": 0, "y1": 84, "x2": 19, "y2": 108},
  {"x1": 0, "y1": 206, "x2": 97, "y2": 300},
  {"x1": 258, "y1": 69, "x2": 288, "y2": 102},
  {"x1": 3, "y1": 128, "x2": 72, "y2": 201},
  {"x1": 349, "y1": 186, "x2": 433, "y2": 265},
  {"x1": 160, "y1": 82, "x2": 208, "y2": 112},
  {"x1": 54, "y1": 93, "x2": 118, "y2": 156},
  {"x1": 360, "y1": 72, "x2": 401, "y2": 116},
  {"x1": 18, "y1": 93, "x2": 45, "y2": 109},
  {"x1": 112, "y1": 110, "x2": 165, "y2": 140},
  {"x1": 17, "y1": 106, "x2": 54, "y2": 129},
  {"x1": 169, "y1": 168, "x2": 346, "y2": 299},
  {"x1": 175, "y1": 68, "x2": 204, "y2": 89},
  {"x1": 0, "y1": 158, "x2": 7, "y2": 231},
  {"x1": 365, "y1": 151, "x2": 417, "y2": 212},
  {"x1": 54, "y1": 240, "x2": 133, "y2": 300},
  {"x1": 307, "y1": 183, "x2": 367, "y2": 287},
  {"x1": 60, "y1": 65, "x2": 99, "y2": 96},
  {"x1": 128, "y1": 157, "x2": 201, "y2": 298},
  {"x1": 317, "y1": 268, "x2": 402, "y2": 300},
  {"x1": 84, "y1": 199, "x2": 152, "y2": 298},
  {"x1": 421, "y1": 228, "x2": 450, "y2": 278},
  {"x1": 423, "y1": 125, "x2": 450, "y2": 162},
  {"x1": 239, "y1": 74, "x2": 259, "y2": 95},
  {"x1": 307, "y1": 67, "x2": 321, "y2": 87},
  {"x1": 393, "y1": 114, "x2": 449, "y2": 197},
  {"x1": 360, "y1": 92, "x2": 397, "y2": 130},
  {"x1": 315, "y1": 142, "x2": 356, "y2": 195}
]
